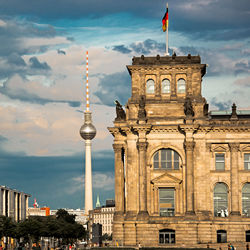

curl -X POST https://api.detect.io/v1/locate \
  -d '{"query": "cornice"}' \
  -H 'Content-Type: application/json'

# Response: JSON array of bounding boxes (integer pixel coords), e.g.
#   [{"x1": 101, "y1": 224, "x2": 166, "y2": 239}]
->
[{"x1": 198, "y1": 126, "x2": 250, "y2": 133}]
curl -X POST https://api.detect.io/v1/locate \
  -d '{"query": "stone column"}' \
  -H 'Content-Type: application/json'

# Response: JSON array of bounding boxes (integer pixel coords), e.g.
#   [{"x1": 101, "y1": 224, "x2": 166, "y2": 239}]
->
[
  {"x1": 171, "y1": 72, "x2": 177, "y2": 99},
  {"x1": 137, "y1": 141, "x2": 148, "y2": 219},
  {"x1": 184, "y1": 140, "x2": 195, "y2": 214},
  {"x1": 113, "y1": 144, "x2": 125, "y2": 216},
  {"x1": 229, "y1": 143, "x2": 240, "y2": 216}
]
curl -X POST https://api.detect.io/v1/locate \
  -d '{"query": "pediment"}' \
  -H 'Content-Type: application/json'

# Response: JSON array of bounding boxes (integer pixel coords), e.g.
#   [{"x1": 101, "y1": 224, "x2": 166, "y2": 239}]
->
[
  {"x1": 242, "y1": 145, "x2": 250, "y2": 152},
  {"x1": 212, "y1": 145, "x2": 228, "y2": 152},
  {"x1": 151, "y1": 172, "x2": 182, "y2": 185}
]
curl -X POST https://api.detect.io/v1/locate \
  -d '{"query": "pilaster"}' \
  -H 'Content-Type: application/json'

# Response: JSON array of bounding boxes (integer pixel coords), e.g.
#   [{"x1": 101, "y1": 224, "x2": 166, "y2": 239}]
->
[
  {"x1": 179, "y1": 124, "x2": 199, "y2": 215},
  {"x1": 229, "y1": 142, "x2": 240, "y2": 216},
  {"x1": 113, "y1": 143, "x2": 125, "y2": 218}
]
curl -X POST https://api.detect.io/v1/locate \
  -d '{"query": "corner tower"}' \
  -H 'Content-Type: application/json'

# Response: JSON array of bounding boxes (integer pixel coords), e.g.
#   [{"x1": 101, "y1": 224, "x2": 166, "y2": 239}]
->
[{"x1": 109, "y1": 53, "x2": 250, "y2": 247}]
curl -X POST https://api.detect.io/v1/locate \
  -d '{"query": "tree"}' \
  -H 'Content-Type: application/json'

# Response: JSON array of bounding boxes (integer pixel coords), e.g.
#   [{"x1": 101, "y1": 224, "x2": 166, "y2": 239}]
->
[{"x1": 0, "y1": 215, "x2": 17, "y2": 238}]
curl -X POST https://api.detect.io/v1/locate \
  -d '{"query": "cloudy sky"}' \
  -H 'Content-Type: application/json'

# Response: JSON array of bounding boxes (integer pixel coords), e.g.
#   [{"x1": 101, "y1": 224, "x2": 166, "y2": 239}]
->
[{"x1": 0, "y1": 0, "x2": 250, "y2": 209}]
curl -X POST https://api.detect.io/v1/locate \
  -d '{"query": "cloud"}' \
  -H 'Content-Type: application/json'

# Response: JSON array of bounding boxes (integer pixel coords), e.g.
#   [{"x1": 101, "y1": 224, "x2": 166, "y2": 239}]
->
[
  {"x1": 67, "y1": 172, "x2": 114, "y2": 195},
  {"x1": 112, "y1": 45, "x2": 132, "y2": 54},
  {"x1": 234, "y1": 76, "x2": 250, "y2": 88},
  {"x1": 57, "y1": 49, "x2": 66, "y2": 55},
  {"x1": 0, "y1": 75, "x2": 80, "y2": 107},
  {"x1": 94, "y1": 71, "x2": 131, "y2": 106},
  {"x1": 112, "y1": 39, "x2": 165, "y2": 55},
  {"x1": 210, "y1": 97, "x2": 232, "y2": 111},
  {"x1": 234, "y1": 60, "x2": 250, "y2": 75},
  {"x1": 29, "y1": 56, "x2": 51, "y2": 70}
]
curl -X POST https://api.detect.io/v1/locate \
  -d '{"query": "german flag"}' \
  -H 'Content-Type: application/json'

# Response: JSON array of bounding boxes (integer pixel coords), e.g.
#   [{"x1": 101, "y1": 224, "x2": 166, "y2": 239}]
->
[{"x1": 162, "y1": 7, "x2": 168, "y2": 32}]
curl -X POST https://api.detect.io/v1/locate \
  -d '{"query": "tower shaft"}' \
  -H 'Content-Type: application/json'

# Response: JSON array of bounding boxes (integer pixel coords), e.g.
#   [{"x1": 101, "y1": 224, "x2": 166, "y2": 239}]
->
[{"x1": 85, "y1": 139, "x2": 93, "y2": 213}]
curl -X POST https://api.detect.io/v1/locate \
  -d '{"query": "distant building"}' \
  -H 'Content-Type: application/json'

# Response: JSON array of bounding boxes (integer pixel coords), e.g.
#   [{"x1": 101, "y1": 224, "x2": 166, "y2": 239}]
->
[
  {"x1": 50, "y1": 208, "x2": 87, "y2": 225},
  {"x1": 0, "y1": 185, "x2": 30, "y2": 221},
  {"x1": 92, "y1": 223, "x2": 102, "y2": 245},
  {"x1": 89, "y1": 199, "x2": 115, "y2": 239},
  {"x1": 28, "y1": 207, "x2": 50, "y2": 216}
]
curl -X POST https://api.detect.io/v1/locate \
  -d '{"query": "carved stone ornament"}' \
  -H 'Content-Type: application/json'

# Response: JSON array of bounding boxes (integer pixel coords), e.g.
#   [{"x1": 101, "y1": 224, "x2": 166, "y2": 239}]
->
[
  {"x1": 184, "y1": 140, "x2": 195, "y2": 151},
  {"x1": 115, "y1": 100, "x2": 126, "y2": 121},
  {"x1": 138, "y1": 95, "x2": 147, "y2": 120},
  {"x1": 229, "y1": 143, "x2": 240, "y2": 152},
  {"x1": 112, "y1": 143, "x2": 123, "y2": 152},
  {"x1": 137, "y1": 141, "x2": 148, "y2": 151},
  {"x1": 184, "y1": 97, "x2": 194, "y2": 117}
]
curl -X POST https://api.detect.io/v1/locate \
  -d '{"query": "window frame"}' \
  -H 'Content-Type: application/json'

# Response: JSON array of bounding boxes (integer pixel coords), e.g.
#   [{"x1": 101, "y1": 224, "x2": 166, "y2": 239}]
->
[
  {"x1": 213, "y1": 183, "x2": 228, "y2": 217},
  {"x1": 244, "y1": 153, "x2": 250, "y2": 170},
  {"x1": 161, "y1": 78, "x2": 171, "y2": 94},
  {"x1": 217, "y1": 230, "x2": 227, "y2": 243},
  {"x1": 215, "y1": 153, "x2": 225, "y2": 171},
  {"x1": 146, "y1": 78, "x2": 155, "y2": 94},
  {"x1": 242, "y1": 183, "x2": 250, "y2": 217},
  {"x1": 177, "y1": 78, "x2": 186, "y2": 94},
  {"x1": 159, "y1": 188, "x2": 175, "y2": 217},
  {"x1": 159, "y1": 229, "x2": 175, "y2": 244},
  {"x1": 153, "y1": 148, "x2": 181, "y2": 170}
]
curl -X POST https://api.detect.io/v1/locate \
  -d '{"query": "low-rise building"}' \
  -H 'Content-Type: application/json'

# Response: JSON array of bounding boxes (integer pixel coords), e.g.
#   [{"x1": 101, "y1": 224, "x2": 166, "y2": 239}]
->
[
  {"x1": 50, "y1": 208, "x2": 87, "y2": 225},
  {"x1": 0, "y1": 185, "x2": 30, "y2": 221}
]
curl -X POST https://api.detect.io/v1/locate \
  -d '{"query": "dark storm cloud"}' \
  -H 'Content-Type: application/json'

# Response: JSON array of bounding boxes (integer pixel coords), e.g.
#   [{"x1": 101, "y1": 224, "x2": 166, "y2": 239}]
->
[
  {"x1": 130, "y1": 39, "x2": 165, "y2": 55},
  {"x1": 0, "y1": 18, "x2": 63, "y2": 81},
  {"x1": 0, "y1": 18, "x2": 57, "y2": 57},
  {"x1": 112, "y1": 39, "x2": 166, "y2": 55},
  {"x1": 112, "y1": 45, "x2": 132, "y2": 54},
  {"x1": 29, "y1": 57, "x2": 51, "y2": 70},
  {"x1": 0, "y1": 148, "x2": 114, "y2": 209},
  {"x1": 0, "y1": 80, "x2": 81, "y2": 107},
  {"x1": 57, "y1": 49, "x2": 66, "y2": 55},
  {"x1": 1, "y1": 0, "x2": 250, "y2": 40},
  {"x1": 94, "y1": 71, "x2": 131, "y2": 106}
]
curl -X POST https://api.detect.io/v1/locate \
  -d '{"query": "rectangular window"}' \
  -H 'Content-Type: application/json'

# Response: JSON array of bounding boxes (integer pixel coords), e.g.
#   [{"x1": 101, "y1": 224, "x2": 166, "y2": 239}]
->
[
  {"x1": 159, "y1": 188, "x2": 175, "y2": 216},
  {"x1": 244, "y1": 154, "x2": 250, "y2": 170},
  {"x1": 215, "y1": 153, "x2": 225, "y2": 170}
]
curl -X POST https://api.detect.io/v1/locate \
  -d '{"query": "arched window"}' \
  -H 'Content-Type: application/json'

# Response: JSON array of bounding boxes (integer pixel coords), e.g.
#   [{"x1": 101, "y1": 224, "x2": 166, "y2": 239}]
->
[
  {"x1": 159, "y1": 229, "x2": 175, "y2": 244},
  {"x1": 242, "y1": 183, "x2": 250, "y2": 217},
  {"x1": 146, "y1": 79, "x2": 155, "y2": 94},
  {"x1": 217, "y1": 230, "x2": 227, "y2": 243},
  {"x1": 214, "y1": 183, "x2": 228, "y2": 217},
  {"x1": 153, "y1": 148, "x2": 181, "y2": 170},
  {"x1": 162, "y1": 79, "x2": 171, "y2": 94},
  {"x1": 177, "y1": 78, "x2": 186, "y2": 93}
]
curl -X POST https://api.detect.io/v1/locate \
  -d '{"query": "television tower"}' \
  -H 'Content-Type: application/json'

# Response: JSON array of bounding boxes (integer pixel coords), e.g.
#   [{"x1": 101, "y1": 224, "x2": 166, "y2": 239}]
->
[{"x1": 80, "y1": 51, "x2": 96, "y2": 215}]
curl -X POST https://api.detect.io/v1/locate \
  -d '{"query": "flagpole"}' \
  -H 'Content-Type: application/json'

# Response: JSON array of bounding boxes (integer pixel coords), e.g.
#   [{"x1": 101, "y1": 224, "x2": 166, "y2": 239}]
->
[{"x1": 166, "y1": 2, "x2": 169, "y2": 56}]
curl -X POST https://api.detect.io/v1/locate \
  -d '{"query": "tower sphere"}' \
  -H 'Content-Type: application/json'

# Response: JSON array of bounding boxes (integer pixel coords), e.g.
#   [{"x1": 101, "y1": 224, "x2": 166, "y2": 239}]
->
[{"x1": 80, "y1": 123, "x2": 96, "y2": 140}]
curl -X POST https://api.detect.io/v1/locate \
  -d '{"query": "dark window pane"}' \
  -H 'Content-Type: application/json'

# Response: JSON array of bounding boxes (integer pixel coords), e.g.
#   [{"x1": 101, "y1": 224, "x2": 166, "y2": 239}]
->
[{"x1": 215, "y1": 153, "x2": 225, "y2": 170}]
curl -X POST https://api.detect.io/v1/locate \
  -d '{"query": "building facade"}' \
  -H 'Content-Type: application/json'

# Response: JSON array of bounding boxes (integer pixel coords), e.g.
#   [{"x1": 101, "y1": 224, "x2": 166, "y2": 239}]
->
[
  {"x1": 0, "y1": 185, "x2": 30, "y2": 221},
  {"x1": 108, "y1": 54, "x2": 250, "y2": 247},
  {"x1": 50, "y1": 208, "x2": 87, "y2": 225},
  {"x1": 89, "y1": 200, "x2": 115, "y2": 237}
]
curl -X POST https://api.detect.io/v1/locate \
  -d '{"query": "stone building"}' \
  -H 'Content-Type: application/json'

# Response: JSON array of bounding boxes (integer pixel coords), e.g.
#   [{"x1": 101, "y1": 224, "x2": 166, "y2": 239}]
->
[
  {"x1": 89, "y1": 200, "x2": 115, "y2": 238},
  {"x1": 0, "y1": 185, "x2": 30, "y2": 221},
  {"x1": 108, "y1": 54, "x2": 250, "y2": 247}
]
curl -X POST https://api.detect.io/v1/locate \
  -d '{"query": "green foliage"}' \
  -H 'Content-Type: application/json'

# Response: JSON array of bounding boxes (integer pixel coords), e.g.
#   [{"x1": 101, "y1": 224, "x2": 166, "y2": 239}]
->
[
  {"x1": 0, "y1": 209, "x2": 86, "y2": 245},
  {"x1": 0, "y1": 215, "x2": 17, "y2": 238}
]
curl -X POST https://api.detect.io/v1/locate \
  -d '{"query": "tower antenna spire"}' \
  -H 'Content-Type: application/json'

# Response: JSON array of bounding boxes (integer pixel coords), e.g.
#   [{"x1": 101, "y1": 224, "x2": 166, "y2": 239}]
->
[
  {"x1": 86, "y1": 51, "x2": 90, "y2": 112},
  {"x1": 80, "y1": 51, "x2": 96, "y2": 216}
]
